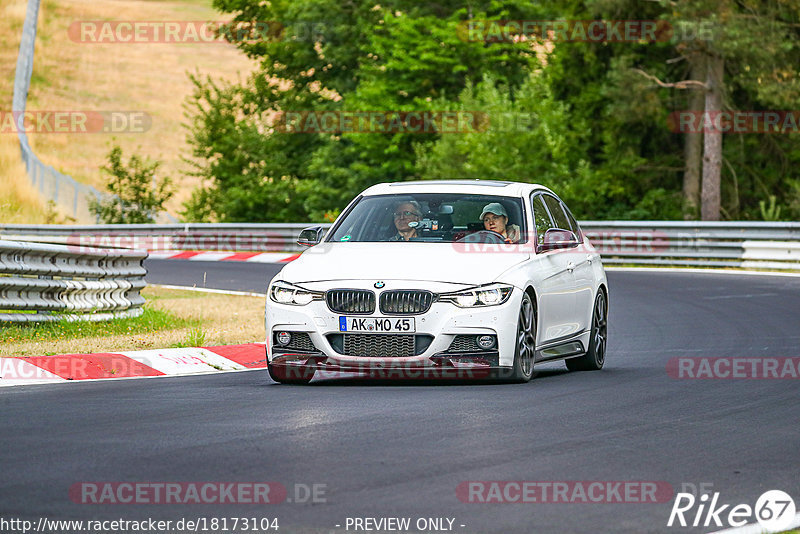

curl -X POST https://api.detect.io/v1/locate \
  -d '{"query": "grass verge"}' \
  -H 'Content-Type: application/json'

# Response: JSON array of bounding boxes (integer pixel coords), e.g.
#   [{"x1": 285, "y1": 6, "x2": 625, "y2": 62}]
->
[{"x1": 0, "y1": 286, "x2": 265, "y2": 356}]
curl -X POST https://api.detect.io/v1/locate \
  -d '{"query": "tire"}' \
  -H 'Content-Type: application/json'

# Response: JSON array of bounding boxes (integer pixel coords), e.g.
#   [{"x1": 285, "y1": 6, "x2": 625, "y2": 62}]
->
[
  {"x1": 507, "y1": 291, "x2": 537, "y2": 383},
  {"x1": 566, "y1": 290, "x2": 607, "y2": 372},
  {"x1": 268, "y1": 361, "x2": 315, "y2": 384}
]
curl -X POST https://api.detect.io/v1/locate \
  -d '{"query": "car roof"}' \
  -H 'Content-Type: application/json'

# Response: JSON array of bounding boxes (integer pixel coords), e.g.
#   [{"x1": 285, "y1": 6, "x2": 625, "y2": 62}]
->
[{"x1": 361, "y1": 180, "x2": 553, "y2": 197}]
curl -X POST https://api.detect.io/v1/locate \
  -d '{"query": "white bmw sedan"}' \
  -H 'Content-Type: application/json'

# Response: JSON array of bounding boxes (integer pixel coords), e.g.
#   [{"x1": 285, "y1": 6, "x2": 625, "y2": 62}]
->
[{"x1": 265, "y1": 180, "x2": 608, "y2": 384}]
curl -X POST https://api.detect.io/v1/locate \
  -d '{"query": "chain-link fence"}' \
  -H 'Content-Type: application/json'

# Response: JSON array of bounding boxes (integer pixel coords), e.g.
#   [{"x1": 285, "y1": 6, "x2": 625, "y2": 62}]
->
[{"x1": 13, "y1": 0, "x2": 103, "y2": 223}]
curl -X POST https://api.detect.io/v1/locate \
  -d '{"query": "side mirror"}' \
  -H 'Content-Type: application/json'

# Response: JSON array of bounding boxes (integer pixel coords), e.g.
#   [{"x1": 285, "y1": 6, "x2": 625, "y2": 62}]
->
[
  {"x1": 297, "y1": 226, "x2": 324, "y2": 247},
  {"x1": 540, "y1": 228, "x2": 579, "y2": 251}
]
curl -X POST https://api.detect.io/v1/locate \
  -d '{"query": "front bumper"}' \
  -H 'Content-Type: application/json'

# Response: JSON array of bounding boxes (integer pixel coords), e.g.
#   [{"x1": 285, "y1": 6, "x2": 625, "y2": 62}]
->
[
  {"x1": 268, "y1": 352, "x2": 502, "y2": 380},
  {"x1": 265, "y1": 283, "x2": 522, "y2": 375}
]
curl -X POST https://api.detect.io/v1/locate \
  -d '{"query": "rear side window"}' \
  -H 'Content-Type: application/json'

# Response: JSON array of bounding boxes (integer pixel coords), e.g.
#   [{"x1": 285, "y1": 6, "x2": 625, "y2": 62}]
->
[
  {"x1": 543, "y1": 195, "x2": 571, "y2": 232},
  {"x1": 561, "y1": 203, "x2": 583, "y2": 240},
  {"x1": 531, "y1": 195, "x2": 554, "y2": 246}
]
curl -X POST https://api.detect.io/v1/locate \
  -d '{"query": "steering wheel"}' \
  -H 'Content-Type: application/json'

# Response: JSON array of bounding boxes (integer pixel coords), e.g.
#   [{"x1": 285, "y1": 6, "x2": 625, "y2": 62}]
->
[{"x1": 456, "y1": 230, "x2": 506, "y2": 244}]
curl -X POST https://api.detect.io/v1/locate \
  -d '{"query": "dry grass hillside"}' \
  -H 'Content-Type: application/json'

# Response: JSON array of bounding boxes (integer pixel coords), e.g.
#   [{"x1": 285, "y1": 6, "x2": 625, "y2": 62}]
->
[
  {"x1": 0, "y1": 0, "x2": 48, "y2": 222},
  {"x1": 1, "y1": 0, "x2": 256, "y2": 222}
]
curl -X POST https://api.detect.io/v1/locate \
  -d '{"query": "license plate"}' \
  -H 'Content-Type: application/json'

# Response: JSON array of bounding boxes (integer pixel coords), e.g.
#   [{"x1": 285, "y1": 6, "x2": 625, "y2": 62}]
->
[{"x1": 339, "y1": 317, "x2": 416, "y2": 333}]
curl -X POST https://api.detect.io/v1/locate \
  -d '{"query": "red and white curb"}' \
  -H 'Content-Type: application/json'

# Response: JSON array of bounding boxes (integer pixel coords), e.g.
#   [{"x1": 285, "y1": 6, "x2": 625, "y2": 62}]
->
[
  {"x1": 0, "y1": 343, "x2": 267, "y2": 387},
  {"x1": 147, "y1": 251, "x2": 300, "y2": 263}
]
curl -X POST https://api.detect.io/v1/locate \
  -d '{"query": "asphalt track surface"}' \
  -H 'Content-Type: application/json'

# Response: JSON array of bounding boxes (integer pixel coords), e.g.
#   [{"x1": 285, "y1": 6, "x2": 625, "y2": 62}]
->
[{"x1": 2, "y1": 260, "x2": 799, "y2": 534}]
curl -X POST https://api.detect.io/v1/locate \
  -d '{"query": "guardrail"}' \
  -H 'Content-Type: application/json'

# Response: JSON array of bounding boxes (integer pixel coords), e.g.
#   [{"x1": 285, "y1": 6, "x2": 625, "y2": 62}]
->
[
  {"x1": 0, "y1": 221, "x2": 799, "y2": 271},
  {"x1": 580, "y1": 221, "x2": 800, "y2": 270},
  {"x1": 0, "y1": 240, "x2": 147, "y2": 323},
  {"x1": 0, "y1": 223, "x2": 311, "y2": 252}
]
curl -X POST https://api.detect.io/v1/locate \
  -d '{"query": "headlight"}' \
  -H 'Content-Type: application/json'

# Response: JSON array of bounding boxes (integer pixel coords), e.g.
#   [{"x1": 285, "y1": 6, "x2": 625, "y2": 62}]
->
[
  {"x1": 269, "y1": 281, "x2": 323, "y2": 306},
  {"x1": 438, "y1": 283, "x2": 513, "y2": 308}
]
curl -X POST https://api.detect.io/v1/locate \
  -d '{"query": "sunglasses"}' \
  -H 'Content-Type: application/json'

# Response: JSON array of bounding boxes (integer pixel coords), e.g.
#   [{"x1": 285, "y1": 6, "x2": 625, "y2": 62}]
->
[{"x1": 393, "y1": 211, "x2": 421, "y2": 218}]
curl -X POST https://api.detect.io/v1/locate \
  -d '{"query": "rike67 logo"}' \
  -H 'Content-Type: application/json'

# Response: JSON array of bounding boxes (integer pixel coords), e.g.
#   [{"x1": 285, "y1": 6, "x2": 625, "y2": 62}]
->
[{"x1": 668, "y1": 488, "x2": 796, "y2": 531}]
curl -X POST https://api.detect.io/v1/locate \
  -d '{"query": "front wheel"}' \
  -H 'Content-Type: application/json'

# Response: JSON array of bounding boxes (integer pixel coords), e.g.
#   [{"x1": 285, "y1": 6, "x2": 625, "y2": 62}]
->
[
  {"x1": 508, "y1": 292, "x2": 537, "y2": 383},
  {"x1": 268, "y1": 361, "x2": 315, "y2": 384},
  {"x1": 566, "y1": 290, "x2": 607, "y2": 372}
]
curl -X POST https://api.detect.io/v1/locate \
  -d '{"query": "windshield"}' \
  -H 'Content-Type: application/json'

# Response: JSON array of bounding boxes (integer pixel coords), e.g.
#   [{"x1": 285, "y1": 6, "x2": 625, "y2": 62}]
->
[{"x1": 328, "y1": 193, "x2": 528, "y2": 243}]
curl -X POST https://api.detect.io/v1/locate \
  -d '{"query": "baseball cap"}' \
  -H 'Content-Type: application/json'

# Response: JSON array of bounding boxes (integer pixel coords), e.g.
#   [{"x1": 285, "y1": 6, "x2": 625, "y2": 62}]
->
[{"x1": 480, "y1": 202, "x2": 508, "y2": 220}]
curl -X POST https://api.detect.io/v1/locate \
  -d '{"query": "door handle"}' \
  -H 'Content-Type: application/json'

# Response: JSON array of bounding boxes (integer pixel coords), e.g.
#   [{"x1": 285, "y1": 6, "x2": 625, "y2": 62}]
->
[{"x1": 567, "y1": 262, "x2": 575, "y2": 272}]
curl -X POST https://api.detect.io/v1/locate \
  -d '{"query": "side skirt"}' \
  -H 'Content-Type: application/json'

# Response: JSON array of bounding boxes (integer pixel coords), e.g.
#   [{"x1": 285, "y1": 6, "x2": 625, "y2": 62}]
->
[{"x1": 535, "y1": 332, "x2": 588, "y2": 363}]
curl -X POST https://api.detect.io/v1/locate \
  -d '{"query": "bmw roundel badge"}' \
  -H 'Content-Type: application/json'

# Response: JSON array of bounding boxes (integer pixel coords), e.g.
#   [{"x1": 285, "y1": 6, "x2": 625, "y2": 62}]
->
[{"x1": 374, "y1": 281, "x2": 385, "y2": 289}]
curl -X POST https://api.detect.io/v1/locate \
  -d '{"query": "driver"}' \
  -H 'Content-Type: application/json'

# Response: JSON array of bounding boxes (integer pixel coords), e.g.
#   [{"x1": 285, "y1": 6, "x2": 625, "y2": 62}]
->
[
  {"x1": 480, "y1": 202, "x2": 521, "y2": 243},
  {"x1": 389, "y1": 201, "x2": 423, "y2": 241}
]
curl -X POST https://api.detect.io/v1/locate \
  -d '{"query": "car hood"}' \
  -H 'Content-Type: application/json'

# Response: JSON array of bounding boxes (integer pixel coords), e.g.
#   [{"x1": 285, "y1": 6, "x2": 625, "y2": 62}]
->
[{"x1": 279, "y1": 242, "x2": 530, "y2": 286}]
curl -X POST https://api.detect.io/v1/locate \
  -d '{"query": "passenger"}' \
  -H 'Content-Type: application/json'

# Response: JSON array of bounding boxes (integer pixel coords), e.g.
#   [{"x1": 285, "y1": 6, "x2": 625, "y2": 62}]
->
[
  {"x1": 389, "y1": 201, "x2": 423, "y2": 241},
  {"x1": 480, "y1": 202, "x2": 521, "y2": 243}
]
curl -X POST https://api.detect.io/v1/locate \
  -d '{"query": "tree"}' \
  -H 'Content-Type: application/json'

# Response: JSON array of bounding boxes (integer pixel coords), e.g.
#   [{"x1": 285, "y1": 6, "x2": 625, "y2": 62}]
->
[
  {"x1": 534, "y1": 0, "x2": 687, "y2": 219},
  {"x1": 628, "y1": 0, "x2": 800, "y2": 219},
  {"x1": 701, "y1": 53, "x2": 723, "y2": 220},
  {"x1": 417, "y1": 73, "x2": 599, "y2": 215},
  {"x1": 186, "y1": 0, "x2": 800, "y2": 222},
  {"x1": 184, "y1": 0, "x2": 545, "y2": 222},
  {"x1": 90, "y1": 145, "x2": 174, "y2": 224},
  {"x1": 683, "y1": 54, "x2": 705, "y2": 219}
]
